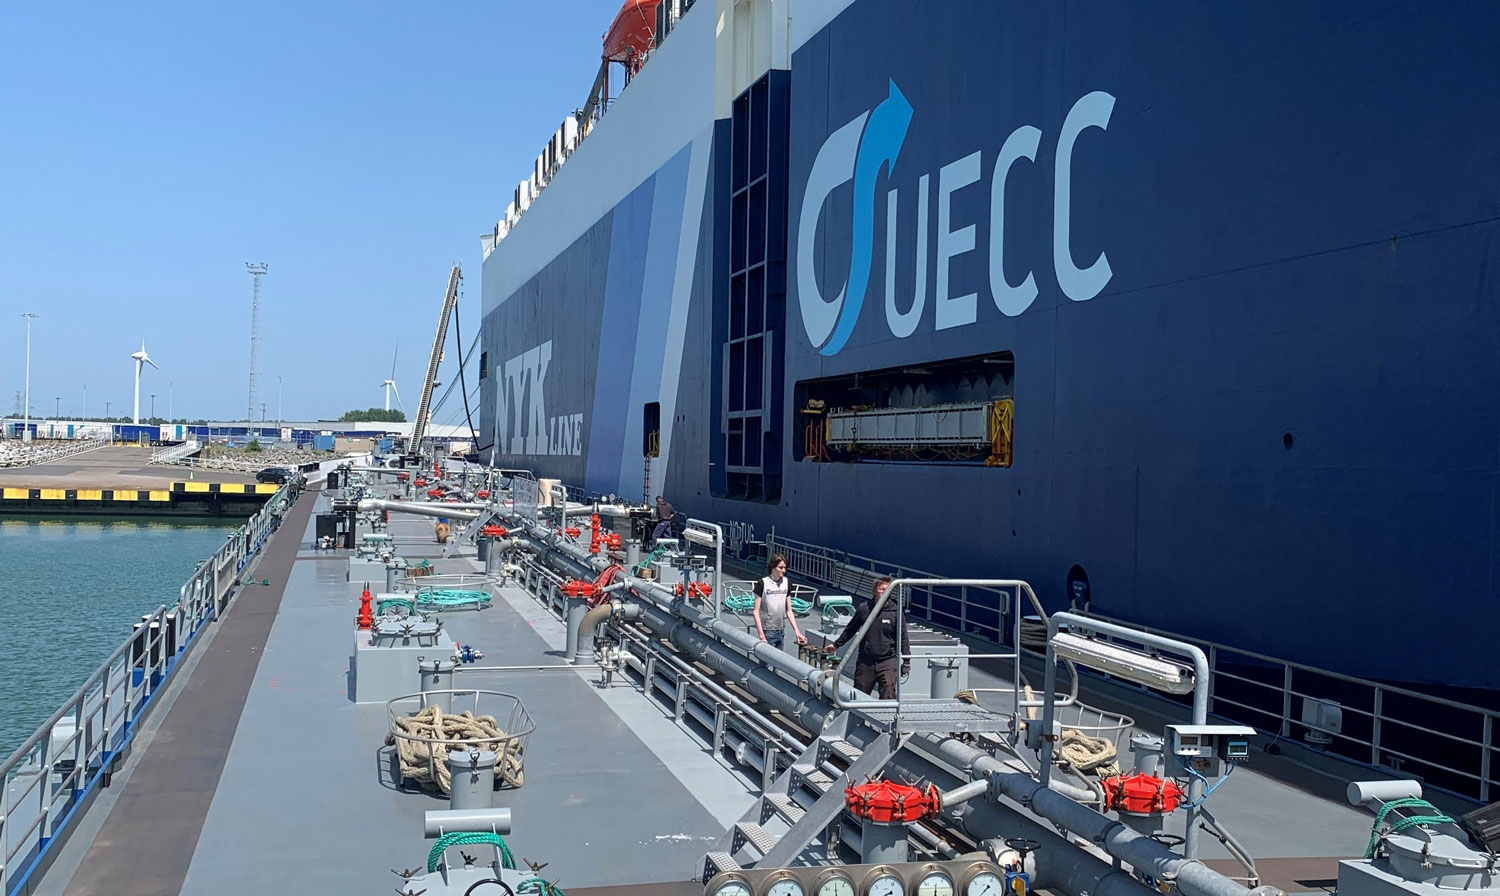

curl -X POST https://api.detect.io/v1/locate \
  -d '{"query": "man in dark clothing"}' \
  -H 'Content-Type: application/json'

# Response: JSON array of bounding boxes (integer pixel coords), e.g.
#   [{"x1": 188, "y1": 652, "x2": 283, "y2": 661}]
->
[
  {"x1": 650, "y1": 495, "x2": 676, "y2": 544},
  {"x1": 825, "y1": 576, "x2": 909, "y2": 699}
]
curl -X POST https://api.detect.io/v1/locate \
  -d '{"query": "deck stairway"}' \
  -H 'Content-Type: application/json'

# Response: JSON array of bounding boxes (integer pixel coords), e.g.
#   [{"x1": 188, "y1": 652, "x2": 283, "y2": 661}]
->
[{"x1": 702, "y1": 713, "x2": 906, "y2": 880}]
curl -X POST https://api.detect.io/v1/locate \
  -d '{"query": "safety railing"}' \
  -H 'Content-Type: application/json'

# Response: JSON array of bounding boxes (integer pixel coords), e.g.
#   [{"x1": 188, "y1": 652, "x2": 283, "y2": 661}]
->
[
  {"x1": 767, "y1": 532, "x2": 1015, "y2": 645},
  {"x1": 148, "y1": 440, "x2": 200, "y2": 464},
  {"x1": 1077, "y1": 609, "x2": 1500, "y2": 805},
  {"x1": 0, "y1": 481, "x2": 295, "y2": 896},
  {"x1": 770, "y1": 530, "x2": 1500, "y2": 805}
]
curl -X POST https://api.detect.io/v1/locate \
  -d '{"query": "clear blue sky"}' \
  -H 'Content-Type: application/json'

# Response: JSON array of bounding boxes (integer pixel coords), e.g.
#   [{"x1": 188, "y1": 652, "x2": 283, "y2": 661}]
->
[{"x1": 0, "y1": 0, "x2": 624, "y2": 424}]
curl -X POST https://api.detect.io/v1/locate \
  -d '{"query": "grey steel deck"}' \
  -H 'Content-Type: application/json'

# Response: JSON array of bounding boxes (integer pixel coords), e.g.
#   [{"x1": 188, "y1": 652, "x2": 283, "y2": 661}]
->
[{"x1": 34, "y1": 486, "x2": 1393, "y2": 895}]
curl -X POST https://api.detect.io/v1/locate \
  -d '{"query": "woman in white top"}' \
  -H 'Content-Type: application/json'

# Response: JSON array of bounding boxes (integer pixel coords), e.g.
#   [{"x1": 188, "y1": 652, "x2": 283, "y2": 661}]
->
[{"x1": 753, "y1": 553, "x2": 807, "y2": 650}]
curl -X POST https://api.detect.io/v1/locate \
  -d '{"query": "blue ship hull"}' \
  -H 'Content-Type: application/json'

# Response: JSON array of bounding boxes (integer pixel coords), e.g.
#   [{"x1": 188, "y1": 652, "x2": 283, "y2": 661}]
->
[{"x1": 481, "y1": 1, "x2": 1500, "y2": 689}]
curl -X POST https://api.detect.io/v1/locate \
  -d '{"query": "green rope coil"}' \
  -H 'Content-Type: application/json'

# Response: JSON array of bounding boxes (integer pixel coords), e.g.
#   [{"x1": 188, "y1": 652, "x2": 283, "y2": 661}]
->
[
  {"x1": 415, "y1": 589, "x2": 493, "y2": 610},
  {"x1": 427, "y1": 831, "x2": 516, "y2": 873},
  {"x1": 376, "y1": 597, "x2": 415, "y2": 615},
  {"x1": 721, "y1": 592, "x2": 814, "y2": 616},
  {"x1": 519, "y1": 877, "x2": 569, "y2": 896},
  {"x1": 1364, "y1": 798, "x2": 1455, "y2": 858}
]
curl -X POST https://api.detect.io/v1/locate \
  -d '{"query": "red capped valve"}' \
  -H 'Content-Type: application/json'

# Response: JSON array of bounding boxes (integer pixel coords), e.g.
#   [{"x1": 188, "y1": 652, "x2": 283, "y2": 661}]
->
[
  {"x1": 480, "y1": 525, "x2": 508, "y2": 538},
  {"x1": 1100, "y1": 773, "x2": 1184, "y2": 815},
  {"x1": 560, "y1": 580, "x2": 600, "y2": 598},
  {"x1": 674, "y1": 582, "x2": 714, "y2": 599},
  {"x1": 845, "y1": 778, "x2": 941, "y2": 824}
]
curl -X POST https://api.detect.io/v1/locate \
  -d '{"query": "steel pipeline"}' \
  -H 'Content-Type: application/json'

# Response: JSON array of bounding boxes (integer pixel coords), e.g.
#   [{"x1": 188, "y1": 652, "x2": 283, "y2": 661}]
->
[{"x1": 496, "y1": 509, "x2": 1273, "y2": 896}]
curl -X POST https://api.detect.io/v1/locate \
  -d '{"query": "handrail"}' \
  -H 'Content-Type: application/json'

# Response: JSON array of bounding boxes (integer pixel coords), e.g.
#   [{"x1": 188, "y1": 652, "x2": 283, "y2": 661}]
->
[
  {"x1": 827, "y1": 577, "x2": 1052, "y2": 742},
  {"x1": 0, "y1": 480, "x2": 295, "y2": 896},
  {"x1": 771, "y1": 530, "x2": 1500, "y2": 806}
]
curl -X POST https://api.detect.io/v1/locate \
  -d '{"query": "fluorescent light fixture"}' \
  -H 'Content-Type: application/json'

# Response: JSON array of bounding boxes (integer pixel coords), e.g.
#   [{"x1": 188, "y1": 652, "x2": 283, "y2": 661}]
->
[
  {"x1": 683, "y1": 528, "x2": 716, "y2": 548},
  {"x1": 1051, "y1": 631, "x2": 1195, "y2": 694}
]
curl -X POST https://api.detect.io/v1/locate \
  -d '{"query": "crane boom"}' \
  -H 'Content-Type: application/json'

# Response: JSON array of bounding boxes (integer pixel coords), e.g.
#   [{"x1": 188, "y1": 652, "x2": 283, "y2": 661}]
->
[{"x1": 411, "y1": 264, "x2": 461, "y2": 449}]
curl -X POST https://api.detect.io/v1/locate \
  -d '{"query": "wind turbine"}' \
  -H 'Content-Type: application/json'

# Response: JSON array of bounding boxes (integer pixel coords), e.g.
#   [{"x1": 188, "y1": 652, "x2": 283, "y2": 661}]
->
[
  {"x1": 130, "y1": 342, "x2": 158, "y2": 423},
  {"x1": 380, "y1": 344, "x2": 403, "y2": 412}
]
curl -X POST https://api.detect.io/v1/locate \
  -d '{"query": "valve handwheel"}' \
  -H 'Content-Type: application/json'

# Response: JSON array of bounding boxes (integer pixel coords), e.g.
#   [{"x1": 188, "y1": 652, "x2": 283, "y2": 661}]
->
[
  {"x1": 1148, "y1": 833, "x2": 1185, "y2": 848},
  {"x1": 1004, "y1": 838, "x2": 1040, "y2": 860}
]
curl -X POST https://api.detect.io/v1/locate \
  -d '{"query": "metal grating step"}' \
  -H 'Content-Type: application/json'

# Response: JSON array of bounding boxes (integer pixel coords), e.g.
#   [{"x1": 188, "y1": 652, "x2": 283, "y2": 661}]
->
[
  {"x1": 823, "y1": 737, "x2": 863, "y2": 764},
  {"x1": 733, "y1": 822, "x2": 778, "y2": 857},
  {"x1": 763, "y1": 792, "x2": 806, "y2": 825},
  {"x1": 854, "y1": 699, "x2": 1012, "y2": 734},
  {"x1": 792, "y1": 762, "x2": 834, "y2": 793},
  {"x1": 702, "y1": 852, "x2": 740, "y2": 881}
]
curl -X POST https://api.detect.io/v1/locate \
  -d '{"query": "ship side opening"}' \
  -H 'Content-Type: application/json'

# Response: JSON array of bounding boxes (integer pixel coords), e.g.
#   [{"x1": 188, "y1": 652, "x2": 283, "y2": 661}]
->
[{"x1": 794, "y1": 350, "x2": 1014, "y2": 466}]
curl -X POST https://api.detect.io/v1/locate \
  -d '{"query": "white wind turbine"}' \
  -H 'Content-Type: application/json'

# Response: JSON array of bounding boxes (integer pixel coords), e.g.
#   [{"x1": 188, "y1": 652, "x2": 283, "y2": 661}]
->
[
  {"x1": 380, "y1": 344, "x2": 403, "y2": 412},
  {"x1": 130, "y1": 341, "x2": 158, "y2": 423}
]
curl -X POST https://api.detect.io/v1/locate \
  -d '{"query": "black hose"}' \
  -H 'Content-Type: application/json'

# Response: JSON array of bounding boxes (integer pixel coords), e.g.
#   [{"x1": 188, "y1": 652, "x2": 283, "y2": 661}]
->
[{"x1": 452, "y1": 288, "x2": 486, "y2": 451}]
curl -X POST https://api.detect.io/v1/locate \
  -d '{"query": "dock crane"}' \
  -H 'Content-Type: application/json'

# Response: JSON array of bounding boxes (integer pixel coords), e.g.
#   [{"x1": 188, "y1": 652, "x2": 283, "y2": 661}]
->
[{"x1": 410, "y1": 264, "x2": 461, "y2": 453}]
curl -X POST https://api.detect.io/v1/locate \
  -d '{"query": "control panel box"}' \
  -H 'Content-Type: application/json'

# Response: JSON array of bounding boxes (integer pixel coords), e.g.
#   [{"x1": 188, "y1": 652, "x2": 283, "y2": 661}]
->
[{"x1": 1165, "y1": 724, "x2": 1255, "y2": 777}]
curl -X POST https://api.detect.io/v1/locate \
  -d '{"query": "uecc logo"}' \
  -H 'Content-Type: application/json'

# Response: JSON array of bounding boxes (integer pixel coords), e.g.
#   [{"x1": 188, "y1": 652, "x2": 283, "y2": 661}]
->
[{"x1": 796, "y1": 81, "x2": 1117, "y2": 356}]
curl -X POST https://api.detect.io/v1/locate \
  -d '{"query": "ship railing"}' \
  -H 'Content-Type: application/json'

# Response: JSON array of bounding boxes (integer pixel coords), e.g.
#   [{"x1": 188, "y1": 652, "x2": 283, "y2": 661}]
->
[
  {"x1": 0, "y1": 480, "x2": 295, "y2": 896},
  {"x1": 766, "y1": 534, "x2": 1500, "y2": 805},
  {"x1": 767, "y1": 532, "x2": 1013, "y2": 646},
  {"x1": 1074, "y1": 608, "x2": 1500, "y2": 806}
]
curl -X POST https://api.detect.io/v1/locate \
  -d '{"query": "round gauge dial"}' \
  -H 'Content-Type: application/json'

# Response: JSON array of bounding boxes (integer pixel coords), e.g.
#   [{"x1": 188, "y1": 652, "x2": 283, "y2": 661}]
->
[
  {"x1": 868, "y1": 872, "x2": 905, "y2": 896},
  {"x1": 817, "y1": 874, "x2": 855, "y2": 896},
  {"x1": 714, "y1": 879, "x2": 752, "y2": 896},
  {"x1": 767, "y1": 877, "x2": 806, "y2": 896},
  {"x1": 915, "y1": 871, "x2": 954, "y2": 896},
  {"x1": 964, "y1": 871, "x2": 1003, "y2": 896}
]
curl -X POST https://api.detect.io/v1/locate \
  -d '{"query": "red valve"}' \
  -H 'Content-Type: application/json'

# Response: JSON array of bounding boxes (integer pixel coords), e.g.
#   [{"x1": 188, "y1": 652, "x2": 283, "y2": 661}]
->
[
  {"x1": 414, "y1": 478, "x2": 428, "y2": 487},
  {"x1": 1100, "y1": 773, "x2": 1184, "y2": 815},
  {"x1": 356, "y1": 585, "x2": 374, "y2": 630},
  {"x1": 844, "y1": 778, "x2": 941, "y2": 824},
  {"x1": 561, "y1": 580, "x2": 601, "y2": 598},
  {"x1": 480, "y1": 525, "x2": 508, "y2": 538},
  {"x1": 674, "y1": 582, "x2": 714, "y2": 598},
  {"x1": 426, "y1": 488, "x2": 444, "y2": 498},
  {"x1": 476, "y1": 490, "x2": 491, "y2": 499},
  {"x1": 397, "y1": 473, "x2": 410, "y2": 482},
  {"x1": 563, "y1": 527, "x2": 581, "y2": 538},
  {"x1": 604, "y1": 533, "x2": 622, "y2": 549}
]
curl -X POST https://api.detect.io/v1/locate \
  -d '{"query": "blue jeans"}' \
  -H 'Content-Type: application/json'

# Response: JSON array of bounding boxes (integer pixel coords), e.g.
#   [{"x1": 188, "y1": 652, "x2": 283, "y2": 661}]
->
[{"x1": 763, "y1": 629, "x2": 785, "y2": 649}]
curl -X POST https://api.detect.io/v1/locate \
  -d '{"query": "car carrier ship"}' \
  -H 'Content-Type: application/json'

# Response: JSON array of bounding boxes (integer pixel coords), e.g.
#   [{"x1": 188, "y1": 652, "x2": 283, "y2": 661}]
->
[
  {"x1": 477, "y1": 0, "x2": 1500, "y2": 694},
  {"x1": 3, "y1": 2, "x2": 1500, "y2": 896}
]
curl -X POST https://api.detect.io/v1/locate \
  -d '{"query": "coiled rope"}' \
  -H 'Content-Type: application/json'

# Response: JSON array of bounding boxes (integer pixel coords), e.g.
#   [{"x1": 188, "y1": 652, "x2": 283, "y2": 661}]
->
[
  {"x1": 386, "y1": 705, "x2": 525, "y2": 793},
  {"x1": 415, "y1": 589, "x2": 493, "y2": 611},
  {"x1": 376, "y1": 597, "x2": 416, "y2": 616},
  {"x1": 426, "y1": 831, "x2": 516, "y2": 873},
  {"x1": 1057, "y1": 728, "x2": 1120, "y2": 776},
  {"x1": 722, "y1": 591, "x2": 814, "y2": 616},
  {"x1": 1364, "y1": 798, "x2": 1455, "y2": 858}
]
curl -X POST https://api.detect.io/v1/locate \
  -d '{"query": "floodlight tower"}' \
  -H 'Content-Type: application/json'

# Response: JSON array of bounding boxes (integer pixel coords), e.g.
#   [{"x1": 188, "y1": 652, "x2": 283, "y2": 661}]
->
[{"x1": 246, "y1": 262, "x2": 268, "y2": 424}]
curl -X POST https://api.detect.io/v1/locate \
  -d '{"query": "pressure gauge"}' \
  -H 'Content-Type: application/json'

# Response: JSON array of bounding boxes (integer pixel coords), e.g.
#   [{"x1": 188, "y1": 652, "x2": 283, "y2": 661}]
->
[
  {"x1": 867, "y1": 871, "x2": 905, "y2": 896},
  {"x1": 964, "y1": 870, "x2": 1003, "y2": 896},
  {"x1": 714, "y1": 877, "x2": 752, "y2": 896},
  {"x1": 816, "y1": 872, "x2": 855, "y2": 896},
  {"x1": 915, "y1": 870, "x2": 954, "y2": 896},
  {"x1": 766, "y1": 874, "x2": 806, "y2": 896}
]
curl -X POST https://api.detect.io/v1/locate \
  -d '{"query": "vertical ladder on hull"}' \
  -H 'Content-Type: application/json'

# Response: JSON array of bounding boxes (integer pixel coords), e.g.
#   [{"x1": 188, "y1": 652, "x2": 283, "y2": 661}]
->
[
  {"x1": 643, "y1": 456, "x2": 651, "y2": 505},
  {"x1": 702, "y1": 714, "x2": 905, "y2": 880}
]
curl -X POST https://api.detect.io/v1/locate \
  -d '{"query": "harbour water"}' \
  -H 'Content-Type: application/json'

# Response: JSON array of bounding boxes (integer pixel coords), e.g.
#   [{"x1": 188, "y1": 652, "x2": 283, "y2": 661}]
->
[{"x1": 0, "y1": 517, "x2": 237, "y2": 759}]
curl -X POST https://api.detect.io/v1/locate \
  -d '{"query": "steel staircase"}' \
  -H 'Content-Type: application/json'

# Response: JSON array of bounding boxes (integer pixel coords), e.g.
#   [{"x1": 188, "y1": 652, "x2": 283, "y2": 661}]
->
[{"x1": 702, "y1": 713, "x2": 906, "y2": 880}]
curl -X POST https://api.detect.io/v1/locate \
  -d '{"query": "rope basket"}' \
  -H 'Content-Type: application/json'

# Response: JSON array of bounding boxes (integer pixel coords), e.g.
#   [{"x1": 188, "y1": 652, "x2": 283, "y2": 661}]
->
[
  {"x1": 385, "y1": 690, "x2": 535, "y2": 794},
  {"x1": 396, "y1": 571, "x2": 499, "y2": 593},
  {"x1": 1049, "y1": 701, "x2": 1135, "y2": 777}
]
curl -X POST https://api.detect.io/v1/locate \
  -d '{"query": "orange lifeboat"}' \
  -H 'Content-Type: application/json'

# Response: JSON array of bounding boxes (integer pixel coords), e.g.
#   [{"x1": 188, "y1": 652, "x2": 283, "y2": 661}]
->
[{"x1": 603, "y1": 0, "x2": 662, "y2": 65}]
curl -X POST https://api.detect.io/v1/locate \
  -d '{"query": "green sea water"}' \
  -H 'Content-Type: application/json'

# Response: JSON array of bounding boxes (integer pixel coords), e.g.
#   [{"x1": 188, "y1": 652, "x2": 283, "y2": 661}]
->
[{"x1": 0, "y1": 517, "x2": 237, "y2": 760}]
